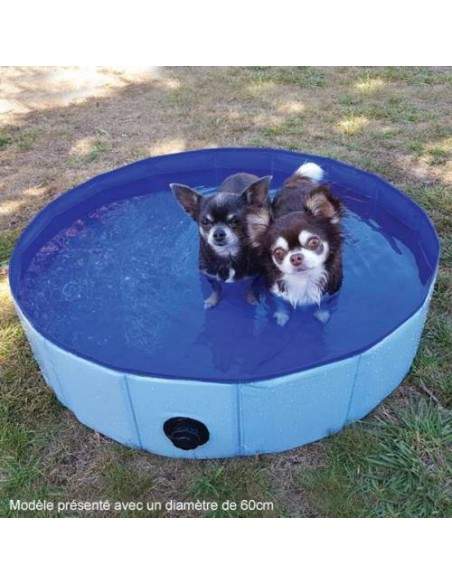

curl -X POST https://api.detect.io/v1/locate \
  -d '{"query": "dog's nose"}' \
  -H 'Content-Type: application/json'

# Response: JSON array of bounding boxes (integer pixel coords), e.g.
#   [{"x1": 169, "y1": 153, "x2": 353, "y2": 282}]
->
[
  {"x1": 290, "y1": 253, "x2": 303, "y2": 267},
  {"x1": 213, "y1": 228, "x2": 226, "y2": 243}
]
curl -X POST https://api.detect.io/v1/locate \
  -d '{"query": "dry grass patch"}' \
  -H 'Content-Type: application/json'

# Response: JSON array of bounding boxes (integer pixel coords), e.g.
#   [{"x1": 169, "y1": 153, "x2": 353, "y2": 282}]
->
[{"x1": 337, "y1": 115, "x2": 370, "y2": 135}]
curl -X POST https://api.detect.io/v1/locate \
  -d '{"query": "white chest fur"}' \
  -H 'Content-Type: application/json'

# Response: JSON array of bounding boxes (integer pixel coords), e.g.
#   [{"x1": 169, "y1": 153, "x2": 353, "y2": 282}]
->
[
  {"x1": 225, "y1": 268, "x2": 236, "y2": 283},
  {"x1": 202, "y1": 267, "x2": 237, "y2": 283},
  {"x1": 272, "y1": 267, "x2": 327, "y2": 307}
]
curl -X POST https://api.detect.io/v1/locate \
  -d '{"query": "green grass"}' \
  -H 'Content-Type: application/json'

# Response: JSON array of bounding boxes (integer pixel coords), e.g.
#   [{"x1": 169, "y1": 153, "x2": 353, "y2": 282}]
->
[
  {"x1": 0, "y1": 128, "x2": 39, "y2": 152},
  {"x1": 0, "y1": 130, "x2": 12, "y2": 149},
  {"x1": 84, "y1": 139, "x2": 110, "y2": 162},
  {"x1": 100, "y1": 450, "x2": 154, "y2": 504},
  {"x1": 427, "y1": 146, "x2": 449, "y2": 166},
  {"x1": 0, "y1": 322, "x2": 63, "y2": 517},
  {"x1": 68, "y1": 139, "x2": 111, "y2": 166},
  {"x1": 378, "y1": 67, "x2": 452, "y2": 86},
  {"x1": 298, "y1": 399, "x2": 452, "y2": 517},
  {"x1": 262, "y1": 115, "x2": 305, "y2": 138},
  {"x1": 248, "y1": 66, "x2": 326, "y2": 88},
  {"x1": 16, "y1": 129, "x2": 40, "y2": 152},
  {"x1": 407, "y1": 184, "x2": 452, "y2": 229},
  {"x1": 342, "y1": 100, "x2": 427, "y2": 124},
  {"x1": 409, "y1": 309, "x2": 452, "y2": 408},
  {"x1": 0, "y1": 230, "x2": 19, "y2": 264},
  {"x1": 407, "y1": 143, "x2": 450, "y2": 165},
  {"x1": 402, "y1": 182, "x2": 452, "y2": 408},
  {"x1": 189, "y1": 462, "x2": 278, "y2": 517}
]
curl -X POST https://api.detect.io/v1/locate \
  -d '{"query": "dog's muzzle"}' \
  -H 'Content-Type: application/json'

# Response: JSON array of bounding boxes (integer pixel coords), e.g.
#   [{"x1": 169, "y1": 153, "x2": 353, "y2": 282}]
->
[{"x1": 212, "y1": 227, "x2": 227, "y2": 246}]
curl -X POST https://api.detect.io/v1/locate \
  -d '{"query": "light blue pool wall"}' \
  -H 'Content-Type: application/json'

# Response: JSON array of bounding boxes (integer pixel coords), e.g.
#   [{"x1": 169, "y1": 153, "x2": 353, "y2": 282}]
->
[{"x1": 14, "y1": 278, "x2": 433, "y2": 459}]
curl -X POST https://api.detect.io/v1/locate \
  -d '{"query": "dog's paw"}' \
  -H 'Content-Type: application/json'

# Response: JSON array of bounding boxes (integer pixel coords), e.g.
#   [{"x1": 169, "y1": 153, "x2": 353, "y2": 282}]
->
[
  {"x1": 314, "y1": 309, "x2": 330, "y2": 324},
  {"x1": 274, "y1": 311, "x2": 289, "y2": 327},
  {"x1": 204, "y1": 293, "x2": 220, "y2": 309},
  {"x1": 246, "y1": 289, "x2": 259, "y2": 306}
]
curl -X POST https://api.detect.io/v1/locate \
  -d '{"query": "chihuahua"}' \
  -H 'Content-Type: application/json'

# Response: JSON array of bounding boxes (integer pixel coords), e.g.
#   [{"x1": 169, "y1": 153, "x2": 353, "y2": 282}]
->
[
  {"x1": 251, "y1": 162, "x2": 344, "y2": 326},
  {"x1": 170, "y1": 173, "x2": 272, "y2": 308}
]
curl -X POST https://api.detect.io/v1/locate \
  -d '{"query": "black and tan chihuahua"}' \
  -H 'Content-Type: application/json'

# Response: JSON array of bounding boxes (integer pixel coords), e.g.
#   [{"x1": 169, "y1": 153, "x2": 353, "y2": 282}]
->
[{"x1": 170, "y1": 173, "x2": 272, "y2": 308}]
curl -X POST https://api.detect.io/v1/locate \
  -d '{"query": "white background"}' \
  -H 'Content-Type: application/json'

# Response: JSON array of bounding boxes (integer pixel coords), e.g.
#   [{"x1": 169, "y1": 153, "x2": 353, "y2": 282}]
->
[{"x1": 1, "y1": 0, "x2": 450, "y2": 580}]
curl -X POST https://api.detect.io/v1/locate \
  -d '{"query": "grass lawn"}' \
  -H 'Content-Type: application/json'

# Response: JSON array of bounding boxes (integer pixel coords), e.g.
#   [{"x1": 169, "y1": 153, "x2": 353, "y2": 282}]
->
[{"x1": 0, "y1": 67, "x2": 451, "y2": 517}]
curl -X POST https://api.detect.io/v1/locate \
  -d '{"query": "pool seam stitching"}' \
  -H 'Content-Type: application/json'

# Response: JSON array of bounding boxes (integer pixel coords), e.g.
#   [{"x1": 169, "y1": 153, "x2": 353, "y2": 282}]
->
[
  {"x1": 345, "y1": 355, "x2": 362, "y2": 424},
  {"x1": 42, "y1": 337, "x2": 72, "y2": 410},
  {"x1": 123, "y1": 375, "x2": 143, "y2": 450},
  {"x1": 236, "y1": 384, "x2": 243, "y2": 456}
]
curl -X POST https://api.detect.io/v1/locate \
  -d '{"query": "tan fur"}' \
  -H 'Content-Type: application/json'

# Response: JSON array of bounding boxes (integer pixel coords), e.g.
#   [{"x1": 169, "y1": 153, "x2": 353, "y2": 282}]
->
[
  {"x1": 304, "y1": 191, "x2": 336, "y2": 220},
  {"x1": 246, "y1": 207, "x2": 271, "y2": 247}
]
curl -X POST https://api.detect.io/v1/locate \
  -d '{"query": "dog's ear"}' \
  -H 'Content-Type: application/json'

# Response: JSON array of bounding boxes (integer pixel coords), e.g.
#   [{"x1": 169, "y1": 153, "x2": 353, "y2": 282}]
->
[
  {"x1": 170, "y1": 183, "x2": 202, "y2": 220},
  {"x1": 241, "y1": 176, "x2": 272, "y2": 207},
  {"x1": 304, "y1": 186, "x2": 343, "y2": 224},
  {"x1": 246, "y1": 206, "x2": 272, "y2": 249}
]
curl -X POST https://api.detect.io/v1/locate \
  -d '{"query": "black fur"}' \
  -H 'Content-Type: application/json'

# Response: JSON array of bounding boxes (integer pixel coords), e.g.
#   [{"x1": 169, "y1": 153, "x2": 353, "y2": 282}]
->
[{"x1": 170, "y1": 173, "x2": 272, "y2": 307}]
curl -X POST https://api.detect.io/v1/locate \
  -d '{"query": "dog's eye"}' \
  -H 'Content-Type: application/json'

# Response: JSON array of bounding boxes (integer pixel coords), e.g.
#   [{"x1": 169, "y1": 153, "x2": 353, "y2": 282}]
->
[
  {"x1": 201, "y1": 217, "x2": 211, "y2": 226},
  {"x1": 273, "y1": 247, "x2": 286, "y2": 262},
  {"x1": 307, "y1": 236, "x2": 320, "y2": 250},
  {"x1": 228, "y1": 217, "x2": 239, "y2": 227}
]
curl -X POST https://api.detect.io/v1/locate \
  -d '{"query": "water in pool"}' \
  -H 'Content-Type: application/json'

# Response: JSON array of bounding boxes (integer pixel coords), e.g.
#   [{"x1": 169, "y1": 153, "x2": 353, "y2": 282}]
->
[{"x1": 19, "y1": 186, "x2": 431, "y2": 382}]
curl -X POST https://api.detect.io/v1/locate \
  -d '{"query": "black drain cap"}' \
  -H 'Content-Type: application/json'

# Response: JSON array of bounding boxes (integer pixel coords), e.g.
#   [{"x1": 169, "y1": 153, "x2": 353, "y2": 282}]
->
[{"x1": 163, "y1": 417, "x2": 209, "y2": 450}]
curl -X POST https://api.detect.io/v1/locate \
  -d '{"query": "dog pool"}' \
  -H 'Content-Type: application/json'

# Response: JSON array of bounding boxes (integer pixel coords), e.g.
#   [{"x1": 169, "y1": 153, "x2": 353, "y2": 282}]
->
[{"x1": 9, "y1": 148, "x2": 440, "y2": 458}]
